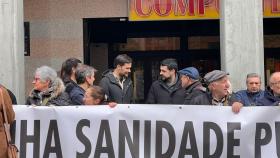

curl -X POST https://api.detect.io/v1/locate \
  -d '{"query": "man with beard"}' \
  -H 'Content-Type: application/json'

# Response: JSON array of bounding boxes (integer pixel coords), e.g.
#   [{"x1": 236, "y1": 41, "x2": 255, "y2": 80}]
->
[
  {"x1": 99, "y1": 54, "x2": 133, "y2": 103},
  {"x1": 146, "y1": 58, "x2": 185, "y2": 104}
]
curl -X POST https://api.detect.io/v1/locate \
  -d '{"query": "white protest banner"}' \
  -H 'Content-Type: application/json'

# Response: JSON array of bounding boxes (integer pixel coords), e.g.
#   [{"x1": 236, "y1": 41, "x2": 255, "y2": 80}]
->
[{"x1": 12, "y1": 105, "x2": 280, "y2": 158}]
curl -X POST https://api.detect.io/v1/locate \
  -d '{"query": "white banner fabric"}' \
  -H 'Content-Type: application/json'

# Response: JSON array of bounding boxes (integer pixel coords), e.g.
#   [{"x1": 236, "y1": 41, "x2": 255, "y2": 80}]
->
[{"x1": 12, "y1": 105, "x2": 280, "y2": 158}]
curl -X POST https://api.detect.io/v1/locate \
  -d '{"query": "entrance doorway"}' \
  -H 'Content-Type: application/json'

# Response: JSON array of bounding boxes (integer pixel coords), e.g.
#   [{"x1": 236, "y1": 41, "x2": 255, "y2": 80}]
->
[{"x1": 83, "y1": 18, "x2": 220, "y2": 103}]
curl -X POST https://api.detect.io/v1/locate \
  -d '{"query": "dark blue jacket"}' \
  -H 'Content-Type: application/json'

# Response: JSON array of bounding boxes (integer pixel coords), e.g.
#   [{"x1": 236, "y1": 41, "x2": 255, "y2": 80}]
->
[
  {"x1": 69, "y1": 86, "x2": 85, "y2": 105},
  {"x1": 235, "y1": 90, "x2": 264, "y2": 106},
  {"x1": 256, "y1": 88, "x2": 280, "y2": 106}
]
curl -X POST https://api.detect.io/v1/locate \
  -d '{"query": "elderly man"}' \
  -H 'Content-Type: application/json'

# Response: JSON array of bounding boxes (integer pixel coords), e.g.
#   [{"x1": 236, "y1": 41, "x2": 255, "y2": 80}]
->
[
  {"x1": 236, "y1": 73, "x2": 264, "y2": 106},
  {"x1": 178, "y1": 67, "x2": 206, "y2": 105},
  {"x1": 189, "y1": 70, "x2": 242, "y2": 113},
  {"x1": 257, "y1": 72, "x2": 280, "y2": 106},
  {"x1": 146, "y1": 58, "x2": 185, "y2": 104}
]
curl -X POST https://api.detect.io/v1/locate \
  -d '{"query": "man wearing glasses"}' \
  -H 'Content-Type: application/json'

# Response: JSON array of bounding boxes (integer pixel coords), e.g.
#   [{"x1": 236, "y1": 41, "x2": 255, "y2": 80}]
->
[{"x1": 257, "y1": 72, "x2": 280, "y2": 106}]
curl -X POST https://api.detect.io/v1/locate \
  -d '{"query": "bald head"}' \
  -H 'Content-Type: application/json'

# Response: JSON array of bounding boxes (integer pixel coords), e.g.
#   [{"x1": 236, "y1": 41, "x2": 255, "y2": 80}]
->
[{"x1": 269, "y1": 72, "x2": 280, "y2": 95}]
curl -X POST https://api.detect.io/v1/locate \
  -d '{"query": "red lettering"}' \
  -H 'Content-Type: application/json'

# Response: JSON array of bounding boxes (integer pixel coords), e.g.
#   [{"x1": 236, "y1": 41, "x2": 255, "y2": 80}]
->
[
  {"x1": 272, "y1": 0, "x2": 280, "y2": 13},
  {"x1": 174, "y1": 0, "x2": 195, "y2": 16},
  {"x1": 154, "y1": 0, "x2": 172, "y2": 16},
  {"x1": 215, "y1": 0, "x2": 219, "y2": 13},
  {"x1": 198, "y1": 0, "x2": 205, "y2": 15},
  {"x1": 135, "y1": 0, "x2": 153, "y2": 17}
]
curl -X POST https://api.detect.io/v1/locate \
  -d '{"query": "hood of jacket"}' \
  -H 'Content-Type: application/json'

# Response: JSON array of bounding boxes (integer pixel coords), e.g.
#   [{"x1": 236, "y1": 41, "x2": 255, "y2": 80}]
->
[{"x1": 185, "y1": 80, "x2": 206, "y2": 94}]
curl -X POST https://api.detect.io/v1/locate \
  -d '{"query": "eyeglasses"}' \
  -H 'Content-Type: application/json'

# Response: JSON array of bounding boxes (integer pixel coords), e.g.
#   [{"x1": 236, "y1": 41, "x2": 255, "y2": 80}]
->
[
  {"x1": 270, "y1": 81, "x2": 280, "y2": 86},
  {"x1": 33, "y1": 77, "x2": 41, "y2": 82}
]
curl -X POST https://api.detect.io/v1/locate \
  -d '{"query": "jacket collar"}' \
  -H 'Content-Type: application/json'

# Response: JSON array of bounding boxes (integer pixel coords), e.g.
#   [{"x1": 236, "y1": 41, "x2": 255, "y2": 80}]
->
[{"x1": 158, "y1": 73, "x2": 182, "y2": 93}]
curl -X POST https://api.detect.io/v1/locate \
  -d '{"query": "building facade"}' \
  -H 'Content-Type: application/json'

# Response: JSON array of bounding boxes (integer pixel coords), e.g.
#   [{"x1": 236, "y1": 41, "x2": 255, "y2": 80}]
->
[{"x1": 2, "y1": 0, "x2": 280, "y2": 103}]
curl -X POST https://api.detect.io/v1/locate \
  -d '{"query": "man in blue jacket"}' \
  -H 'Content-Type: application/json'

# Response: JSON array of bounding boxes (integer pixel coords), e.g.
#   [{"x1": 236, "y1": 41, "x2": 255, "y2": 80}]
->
[
  {"x1": 257, "y1": 72, "x2": 280, "y2": 106},
  {"x1": 235, "y1": 73, "x2": 264, "y2": 106}
]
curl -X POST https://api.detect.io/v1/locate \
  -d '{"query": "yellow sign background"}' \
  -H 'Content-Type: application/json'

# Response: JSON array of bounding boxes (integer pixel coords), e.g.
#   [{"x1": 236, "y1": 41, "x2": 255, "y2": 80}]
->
[{"x1": 129, "y1": 0, "x2": 280, "y2": 21}]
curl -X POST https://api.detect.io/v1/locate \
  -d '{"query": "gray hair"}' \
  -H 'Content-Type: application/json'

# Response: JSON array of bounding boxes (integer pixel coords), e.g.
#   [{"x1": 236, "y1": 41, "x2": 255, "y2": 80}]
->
[
  {"x1": 75, "y1": 64, "x2": 97, "y2": 84},
  {"x1": 35, "y1": 66, "x2": 57, "y2": 83},
  {"x1": 246, "y1": 73, "x2": 261, "y2": 83}
]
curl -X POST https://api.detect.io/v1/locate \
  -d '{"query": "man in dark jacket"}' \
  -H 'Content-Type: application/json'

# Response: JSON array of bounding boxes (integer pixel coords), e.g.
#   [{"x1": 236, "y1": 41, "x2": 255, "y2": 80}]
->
[
  {"x1": 257, "y1": 72, "x2": 280, "y2": 106},
  {"x1": 235, "y1": 73, "x2": 264, "y2": 106},
  {"x1": 99, "y1": 54, "x2": 133, "y2": 104},
  {"x1": 69, "y1": 64, "x2": 96, "y2": 105},
  {"x1": 146, "y1": 58, "x2": 185, "y2": 104},
  {"x1": 178, "y1": 67, "x2": 206, "y2": 105},
  {"x1": 189, "y1": 70, "x2": 243, "y2": 113}
]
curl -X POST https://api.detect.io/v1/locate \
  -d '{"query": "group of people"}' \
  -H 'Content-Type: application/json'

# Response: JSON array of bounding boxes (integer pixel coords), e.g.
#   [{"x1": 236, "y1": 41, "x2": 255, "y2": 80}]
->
[
  {"x1": 19, "y1": 54, "x2": 280, "y2": 114},
  {"x1": 24, "y1": 54, "x2": 134, "y2": 107},
  {"x1": 1, "y1": 54, "x2": 280, "y2": 157},
  {"x1": 21, "y1": 54, "x2": 280, "y2": 111}
]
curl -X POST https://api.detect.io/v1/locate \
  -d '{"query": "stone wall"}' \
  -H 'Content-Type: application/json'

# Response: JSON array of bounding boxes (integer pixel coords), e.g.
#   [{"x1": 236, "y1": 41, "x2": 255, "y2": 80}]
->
[{"x1": 23, "y1": 0, "x2": 127, "y2": 95}]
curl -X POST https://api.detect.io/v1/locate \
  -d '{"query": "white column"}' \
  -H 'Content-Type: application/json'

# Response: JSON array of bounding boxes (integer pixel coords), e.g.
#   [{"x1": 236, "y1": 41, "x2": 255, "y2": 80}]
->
[
  {"x1": 0, "y1": 0, "x2": 25, "y2": 103},
  {"x1": 220, "y1": 0, "x2": 264, "y2": 91}
]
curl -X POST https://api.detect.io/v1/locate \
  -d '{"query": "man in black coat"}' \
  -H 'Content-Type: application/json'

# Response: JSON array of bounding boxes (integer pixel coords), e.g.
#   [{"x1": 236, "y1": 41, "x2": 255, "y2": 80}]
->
[
  {"x1": 146, "y1": 58, "x2": 185, "y2": 104},
  {"x1": 178, "y1": 67, "x2": 206, "y2": 105},
  {"x1": 99, "y1": 54, "x2": 133, "y2": 104}
]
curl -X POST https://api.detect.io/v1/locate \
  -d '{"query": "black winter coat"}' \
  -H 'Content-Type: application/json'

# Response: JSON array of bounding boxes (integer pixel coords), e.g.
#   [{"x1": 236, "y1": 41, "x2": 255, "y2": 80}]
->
[
  {"x1": 26, "y1": 90, "x2": 72, "y2": 106},
  {"x1": 146, "y1": 74, "x2": 185, "y2": 104},
  {"x1": 69, "y1": 85, "x2": 85, "y2": 105},
  {"x1": 189, "y1": 91, "x2": 238, "y2": 106},
  {"x1": 99, "y1": 70, "x2": 133, "y2": 104},
  {"x1": 64, "y1": 79, "x2": 79, "y2": 95},
  {"x1": 183, "y1": 81, "x2": 206, "y2": 105}
]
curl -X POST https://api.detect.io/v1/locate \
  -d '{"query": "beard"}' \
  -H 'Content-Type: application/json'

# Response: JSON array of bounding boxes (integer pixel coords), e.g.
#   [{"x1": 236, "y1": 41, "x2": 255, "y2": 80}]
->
[
  {"x1": 119, "y1": 72, "x2": 129, "y2": 80},
  {"x1": 160, "y1": 75, "x2": 171, "y2": 83}
]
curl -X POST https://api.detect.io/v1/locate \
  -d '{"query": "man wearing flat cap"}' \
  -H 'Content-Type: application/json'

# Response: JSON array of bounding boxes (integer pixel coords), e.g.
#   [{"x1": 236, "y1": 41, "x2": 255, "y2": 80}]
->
[
  {"x1": 178, "y1": 67, "x2": 206, "y2": 104},
  {"x1": 189, "y1": 70, "x2": 243, "y2": 113}
]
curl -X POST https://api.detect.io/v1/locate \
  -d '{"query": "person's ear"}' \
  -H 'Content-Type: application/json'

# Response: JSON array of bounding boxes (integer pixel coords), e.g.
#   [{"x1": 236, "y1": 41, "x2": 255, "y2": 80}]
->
[
  {"x1": 116, "y1": 65, "x2": 122, "y2": 70},
  {"x1": 85, "y1": 76, "x2": 91, "y2": 83}
]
